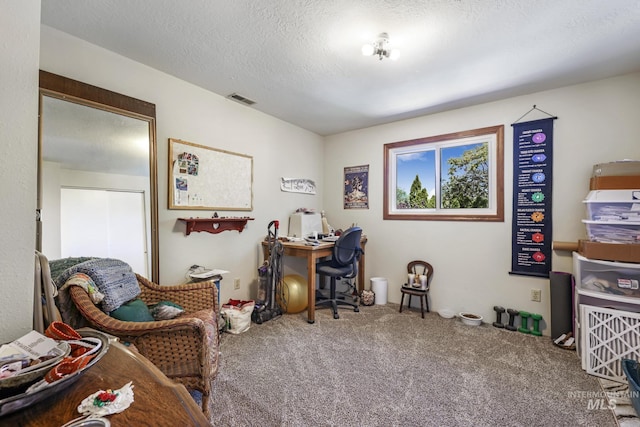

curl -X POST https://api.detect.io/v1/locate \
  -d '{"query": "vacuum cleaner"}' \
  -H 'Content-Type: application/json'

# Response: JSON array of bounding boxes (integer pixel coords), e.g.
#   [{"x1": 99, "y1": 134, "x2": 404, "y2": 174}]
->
[{"x1": 252, "y1": 220, "x2": 283, "y2": 324}]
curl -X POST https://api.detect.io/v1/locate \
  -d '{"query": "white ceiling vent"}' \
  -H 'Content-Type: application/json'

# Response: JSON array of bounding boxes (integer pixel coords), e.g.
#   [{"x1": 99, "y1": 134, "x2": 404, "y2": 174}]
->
[{"x1": 227, "y1": 93, "x2": 256, "y2": 106}]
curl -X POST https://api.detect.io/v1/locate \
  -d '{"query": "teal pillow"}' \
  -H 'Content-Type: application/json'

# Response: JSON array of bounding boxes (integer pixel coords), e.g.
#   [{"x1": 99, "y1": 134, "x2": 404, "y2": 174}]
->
[
  {"x1": 149, "y1": 301, "x2": 185, "y2": 320},
  {"x1": 109, "y1": 298, "x2": 154, "y2": 322}
]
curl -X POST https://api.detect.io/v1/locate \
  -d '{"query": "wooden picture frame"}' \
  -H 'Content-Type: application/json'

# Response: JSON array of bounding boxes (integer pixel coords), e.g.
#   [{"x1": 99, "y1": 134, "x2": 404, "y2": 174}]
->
[
  {"x1": 168, "y1": 138, "x2": 253, "y2": 210},
  {"x1": 383, "y1": 125, "x2": 504, "y2": 221}
]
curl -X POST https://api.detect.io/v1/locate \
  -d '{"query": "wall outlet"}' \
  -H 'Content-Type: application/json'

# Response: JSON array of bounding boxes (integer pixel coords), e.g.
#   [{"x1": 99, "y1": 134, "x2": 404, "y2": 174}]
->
[
  {"x1": 234, "y1": 278, "x2": 240, "y2": 290},
  {"x1": 531, "y1": 288, "x2": 541, "y2": 302}
]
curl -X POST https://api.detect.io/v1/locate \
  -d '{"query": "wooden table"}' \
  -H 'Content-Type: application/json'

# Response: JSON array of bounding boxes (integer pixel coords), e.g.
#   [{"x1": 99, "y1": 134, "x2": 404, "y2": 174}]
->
[
  {"x1": 3, "y1": 338, "x2": 209, "y2": 426},
  {"x1": 262, "y1": 237, "x2": 367, "y2": 323}
]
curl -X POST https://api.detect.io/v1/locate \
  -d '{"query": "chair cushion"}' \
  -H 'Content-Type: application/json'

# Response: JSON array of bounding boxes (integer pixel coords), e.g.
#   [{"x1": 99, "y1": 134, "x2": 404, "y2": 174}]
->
[
  {"x1": 110, "y1": 298, "x2": 154, "y2": 322},
  {"x1": 317, "y1": 262, "x2": 353, "y2": 278},
  {"x1": 149, "y1": 301, "x2": 185, "y2": 320}
]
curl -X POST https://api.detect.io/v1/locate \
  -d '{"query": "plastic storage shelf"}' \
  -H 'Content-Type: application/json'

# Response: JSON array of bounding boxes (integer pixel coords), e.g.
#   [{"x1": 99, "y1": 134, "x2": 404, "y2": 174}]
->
[
  {"x1": 583, "y1": 189, "x2": 640, "y2": 222},
  {"x1": 573, "y1": 253, "x2": 640, "y2": 300},
  {"x1": 582, "y1": 219, "x2": 640, "y2": 244},
  {"x1": 573, "y1": 252, "x2": 640, "y2": 368}
]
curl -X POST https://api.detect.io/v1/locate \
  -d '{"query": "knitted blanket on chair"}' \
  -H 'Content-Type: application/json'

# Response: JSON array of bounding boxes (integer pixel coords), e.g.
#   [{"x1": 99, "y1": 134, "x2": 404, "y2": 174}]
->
[{"x1": 53, "y1": 258, "x2": 141, "y2": 313}]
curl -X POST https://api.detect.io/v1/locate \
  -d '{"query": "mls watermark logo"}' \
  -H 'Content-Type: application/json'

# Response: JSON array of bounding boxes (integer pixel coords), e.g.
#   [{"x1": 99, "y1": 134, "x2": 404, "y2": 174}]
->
[
  {"x1": 586, "y1": 398, "x2": 616, "y2": 411},
  {"x1": 569, "y1": 389, "x2": 640, "y2": 410}
]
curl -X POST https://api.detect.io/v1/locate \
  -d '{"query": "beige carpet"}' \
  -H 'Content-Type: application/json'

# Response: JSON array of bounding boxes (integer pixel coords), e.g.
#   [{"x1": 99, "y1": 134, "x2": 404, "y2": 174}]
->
[{"x1": 209, "y1": 304, "x2": 616, "y2": 426}]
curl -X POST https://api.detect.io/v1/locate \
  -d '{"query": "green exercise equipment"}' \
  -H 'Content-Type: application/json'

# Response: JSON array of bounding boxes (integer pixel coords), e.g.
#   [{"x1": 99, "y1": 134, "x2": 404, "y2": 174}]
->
[
  {"x1": 530, "y1": 313, "x2": 543, "y2": 336},
  {"x1": 518, "y1": 311, "x2": 531, "y2": 334}
]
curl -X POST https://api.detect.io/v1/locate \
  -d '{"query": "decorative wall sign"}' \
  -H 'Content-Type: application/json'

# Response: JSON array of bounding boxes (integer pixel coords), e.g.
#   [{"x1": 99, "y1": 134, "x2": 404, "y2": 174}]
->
[
  {"x1": 280, "y1": 178, "x2": 316, "y2": 194},
  {"x1": 169, "y1": 138, "x2": 253, "y2": 210},
  {"x1": 510, "y1": 117, "x2": 556, "y2": 277},
  {"x1": 344, "y1": 165, "x2": 369, "y2": 209}
]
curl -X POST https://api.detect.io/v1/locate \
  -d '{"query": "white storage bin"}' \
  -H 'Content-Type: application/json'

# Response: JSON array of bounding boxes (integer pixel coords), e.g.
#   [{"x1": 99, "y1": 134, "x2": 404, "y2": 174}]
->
[
  {"x1": 370, "y1": 277, "x2": 388, "y2": 305},
  {"x1": 582, "y1": 219, "x2": 640, "y2": 244},
  {"x1": 580, "y1": 304, "x2": 640, "y2": 383},
  {"x1": 573, "y1": 252, "x2": 640, "y2": 366},
  {"x1": 578, "y1": 293, "x2": 640, "y2": 313},
  {"x1": 583, "y1": 190, "x2": 640, "y2": 221},
  {"x1": 573, "y1": 252, "x2": 640, "y2": 300}
]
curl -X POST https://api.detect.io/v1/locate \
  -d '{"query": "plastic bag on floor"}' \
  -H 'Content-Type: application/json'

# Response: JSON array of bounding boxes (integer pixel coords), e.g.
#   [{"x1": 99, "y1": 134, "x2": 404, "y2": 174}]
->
[{"x1": 220, "y1": 300, "x2": 255, "y2": 334}]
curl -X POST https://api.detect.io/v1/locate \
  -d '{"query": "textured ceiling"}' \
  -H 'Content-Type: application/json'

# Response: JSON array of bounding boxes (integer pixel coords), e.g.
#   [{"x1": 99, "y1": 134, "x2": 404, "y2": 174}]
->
[{"x1": 41, "y1": 0, "x2": 640, "y2": 136}]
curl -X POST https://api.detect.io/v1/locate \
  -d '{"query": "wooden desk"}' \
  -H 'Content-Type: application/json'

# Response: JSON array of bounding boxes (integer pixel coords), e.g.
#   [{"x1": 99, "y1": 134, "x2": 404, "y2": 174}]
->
[
  {"x1": 261, "y1": 237, "x2": 367, "y2": 323},
  {"x1": 4, "y1": 339, "x2": 209, "y2": 426}
]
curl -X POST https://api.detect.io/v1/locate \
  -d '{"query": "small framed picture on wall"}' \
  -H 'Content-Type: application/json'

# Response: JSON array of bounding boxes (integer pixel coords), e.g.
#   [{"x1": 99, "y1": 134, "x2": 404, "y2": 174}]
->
[{"x1": 344, "y1": 165, "x2": 369, "y2": 209}]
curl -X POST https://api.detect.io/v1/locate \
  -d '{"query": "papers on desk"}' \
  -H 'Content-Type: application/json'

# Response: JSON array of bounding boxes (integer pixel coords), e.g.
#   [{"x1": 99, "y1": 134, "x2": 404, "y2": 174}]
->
[
  {"x1": 322, "y1": 236, "x2": 339, "y2": 242},
  {"x1": 304, "y1": 237, "x2": 320, "y2": 246}
]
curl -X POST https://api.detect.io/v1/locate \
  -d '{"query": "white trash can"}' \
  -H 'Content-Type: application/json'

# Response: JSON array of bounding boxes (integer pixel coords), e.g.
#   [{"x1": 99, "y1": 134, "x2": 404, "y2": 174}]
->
[{"x1": 370, "y1": 277, "x2": 388, "y2": 305}]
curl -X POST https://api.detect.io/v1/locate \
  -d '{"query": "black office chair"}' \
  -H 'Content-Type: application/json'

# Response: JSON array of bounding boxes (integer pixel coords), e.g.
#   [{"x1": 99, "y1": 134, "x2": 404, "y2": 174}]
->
[{"x1": 315, "y1": 226, "x2": 363, "y2": 319}]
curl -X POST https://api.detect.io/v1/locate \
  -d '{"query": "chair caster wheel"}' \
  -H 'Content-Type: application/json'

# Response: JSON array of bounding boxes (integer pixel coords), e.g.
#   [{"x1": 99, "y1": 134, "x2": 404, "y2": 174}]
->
[
  {"x1": 333, "y1": 313, "x2": 340, "y2": 319},
  {"x1": 354, "y1": 307, "x2": 360, "y2": 312}
]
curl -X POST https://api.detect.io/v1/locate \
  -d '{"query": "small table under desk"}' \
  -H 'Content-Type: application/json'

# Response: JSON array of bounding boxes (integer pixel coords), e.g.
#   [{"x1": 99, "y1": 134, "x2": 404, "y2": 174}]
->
[{"x1": 261, "y1": 236, "x2": 367, "y2": 323}]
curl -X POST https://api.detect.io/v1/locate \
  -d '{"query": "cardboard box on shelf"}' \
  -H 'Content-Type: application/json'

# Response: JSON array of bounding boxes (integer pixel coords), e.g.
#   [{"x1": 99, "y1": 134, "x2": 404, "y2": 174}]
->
[
  {"x1": 579, "y1": 239, "x2": 640, "y2": 263},
  {"x1": 590, "y1": 175, "x2": 640, "y2": 190},
  {"x1": 593, "y1": 161, "x2": 640, "y2": 177}
]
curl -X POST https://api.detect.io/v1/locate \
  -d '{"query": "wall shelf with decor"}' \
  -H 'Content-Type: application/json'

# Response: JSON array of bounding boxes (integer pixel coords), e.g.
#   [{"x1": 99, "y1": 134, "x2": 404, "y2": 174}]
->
[{"x1": 178, "y1": 217, "x2": 254, "y2": 235}]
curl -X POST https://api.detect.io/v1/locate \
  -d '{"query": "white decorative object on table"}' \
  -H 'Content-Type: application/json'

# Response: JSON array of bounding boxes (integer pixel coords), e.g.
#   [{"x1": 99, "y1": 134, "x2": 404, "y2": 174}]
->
[{"x1": 77, "y1": 381, "x2": 134, "y2": 417}]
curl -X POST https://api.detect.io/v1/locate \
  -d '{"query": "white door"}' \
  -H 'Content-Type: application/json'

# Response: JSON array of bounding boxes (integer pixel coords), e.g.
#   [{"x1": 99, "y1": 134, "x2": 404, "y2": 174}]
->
[{"x1": 60, "y1": 188, "x2": 148, "y2": 276}]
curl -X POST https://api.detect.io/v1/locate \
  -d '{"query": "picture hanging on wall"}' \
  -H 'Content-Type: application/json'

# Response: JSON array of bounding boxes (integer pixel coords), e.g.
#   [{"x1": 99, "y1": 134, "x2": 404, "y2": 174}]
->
[{"x1": 344, "y1": 165, "x2": 369, "y2": 209}]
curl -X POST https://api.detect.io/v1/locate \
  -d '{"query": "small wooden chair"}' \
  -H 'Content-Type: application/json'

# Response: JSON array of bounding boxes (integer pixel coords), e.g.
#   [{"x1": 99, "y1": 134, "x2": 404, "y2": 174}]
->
[{"x1": 399, "y1": 260, "x2": 433, "y2": 318}]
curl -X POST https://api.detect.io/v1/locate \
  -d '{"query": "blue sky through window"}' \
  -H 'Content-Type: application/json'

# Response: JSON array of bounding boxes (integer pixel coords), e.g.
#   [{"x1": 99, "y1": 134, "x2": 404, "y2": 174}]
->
[
  {"x1": 396, "y1": 142, "x2": 485, "y2": 199},
  {"x1": 397, "y1": 150, "x2": 436, "y2": 197}
]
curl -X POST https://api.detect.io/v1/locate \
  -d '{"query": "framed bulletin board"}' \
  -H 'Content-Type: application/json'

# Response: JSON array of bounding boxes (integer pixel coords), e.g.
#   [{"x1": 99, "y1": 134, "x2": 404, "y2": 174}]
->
[{"x1": 168, "y1": 138, "x2": 253, "y2": 210}]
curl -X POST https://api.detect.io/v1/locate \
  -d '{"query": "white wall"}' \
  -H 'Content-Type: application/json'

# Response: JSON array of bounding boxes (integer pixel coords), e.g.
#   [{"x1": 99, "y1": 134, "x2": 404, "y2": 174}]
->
[
  {"x1": 39, "y1": 26, "x2": 324, "y2": 303},
  {"x1": 0, "y1": 1, "x2": 40, "y2": 342},
  {"x1": 324, "y1": 72, "x2": 640, "y2": 331}
]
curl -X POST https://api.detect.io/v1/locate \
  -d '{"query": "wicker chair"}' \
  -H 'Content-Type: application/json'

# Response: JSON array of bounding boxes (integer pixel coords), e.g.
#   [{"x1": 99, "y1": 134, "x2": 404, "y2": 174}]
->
[{"x1": 68, "y1": 274, "x2": 219, "y2": 417}]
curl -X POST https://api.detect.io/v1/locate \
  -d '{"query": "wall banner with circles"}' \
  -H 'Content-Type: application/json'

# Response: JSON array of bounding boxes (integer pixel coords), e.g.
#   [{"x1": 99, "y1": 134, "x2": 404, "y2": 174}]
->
[{"x1": 510, "y1": 117, "x2": 556, "y2": 277}]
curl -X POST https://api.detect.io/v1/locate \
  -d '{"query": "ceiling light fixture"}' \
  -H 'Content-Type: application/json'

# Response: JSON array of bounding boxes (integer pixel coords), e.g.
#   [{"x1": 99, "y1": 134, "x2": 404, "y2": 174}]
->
[{"x1": 362, "y1": 32, "x2": 400, "y2": 61}]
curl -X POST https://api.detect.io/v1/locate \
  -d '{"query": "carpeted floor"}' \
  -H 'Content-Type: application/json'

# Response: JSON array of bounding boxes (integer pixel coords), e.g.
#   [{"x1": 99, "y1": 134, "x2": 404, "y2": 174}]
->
[{"x1": 207, "y1": 304, "x2": 616, "y2": 426}]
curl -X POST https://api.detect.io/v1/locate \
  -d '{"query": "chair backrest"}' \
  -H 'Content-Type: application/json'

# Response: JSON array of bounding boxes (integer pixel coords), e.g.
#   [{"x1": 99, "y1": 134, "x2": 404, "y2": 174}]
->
[
  {"x1": 407, "y1": 260, "x2": 434, "y2": 287},
  {"x1": 333, "y1": 227, "x2": 363, "y2": 267},
  {"x1": 34, "y1": 251, "x2": 62, "y2": 333}
]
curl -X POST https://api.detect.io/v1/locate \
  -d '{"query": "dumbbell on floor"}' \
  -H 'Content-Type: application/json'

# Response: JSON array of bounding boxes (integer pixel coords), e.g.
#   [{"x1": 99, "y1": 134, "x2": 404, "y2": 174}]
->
[
  {"x1": 493, "y1": 306, "x2": 505, "y2": 328},
  {"x1": 518, "y1": 311, "x2": 531, "y2": 334},
  {"x1": 530, "y1": 313, "x2": 542, "y2": 336},
  {"x1": 506, "y1": 308, "x2": 519, "y2": 331}
]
